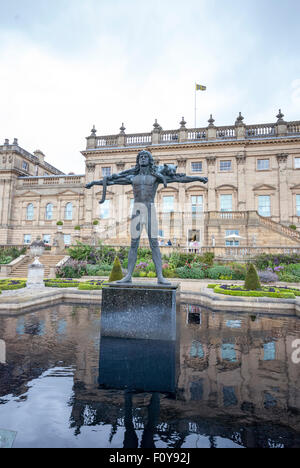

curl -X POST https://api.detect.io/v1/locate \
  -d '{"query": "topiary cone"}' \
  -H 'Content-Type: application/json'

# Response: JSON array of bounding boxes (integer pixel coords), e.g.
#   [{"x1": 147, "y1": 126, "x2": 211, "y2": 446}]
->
[
  {"x1": 244, "y1": 263, "x2": 261, "y2": 290},
  {"x1": 109, "y1": 256, "x2": 124, "y2": 282}
]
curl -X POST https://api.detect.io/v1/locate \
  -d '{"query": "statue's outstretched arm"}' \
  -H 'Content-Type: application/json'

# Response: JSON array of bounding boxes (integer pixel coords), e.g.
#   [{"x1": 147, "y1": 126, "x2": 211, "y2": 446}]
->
[
  {"x1": 85, "y1": 175, "x2": 132, "y2": 189},
  {"x1": 165, "y1": 174, "x2": 208, "y2": 184}
]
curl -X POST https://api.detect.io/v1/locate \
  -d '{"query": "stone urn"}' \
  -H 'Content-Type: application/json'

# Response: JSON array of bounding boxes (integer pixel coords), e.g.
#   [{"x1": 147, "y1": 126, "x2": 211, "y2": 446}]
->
[
  {"x1": 27, "y1": 238, "x2": 45, "y2": 289},
  {"x1": 30, "y1": 238, "x2": 45, "y2": 261}
]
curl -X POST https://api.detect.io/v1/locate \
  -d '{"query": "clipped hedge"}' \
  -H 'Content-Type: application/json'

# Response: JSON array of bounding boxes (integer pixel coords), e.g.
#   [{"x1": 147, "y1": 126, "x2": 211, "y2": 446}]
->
[{"x1": 213, "y1": 285, "x2": 296, "y2": 299}]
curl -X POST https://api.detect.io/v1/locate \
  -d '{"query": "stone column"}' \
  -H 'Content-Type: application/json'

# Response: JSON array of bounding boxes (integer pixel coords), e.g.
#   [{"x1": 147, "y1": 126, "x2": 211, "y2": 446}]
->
[
  {"x1": 276, "y1": 153, "x2": 289, "y2": 224},
  {"x1": 117, "y1": 123, "x2": 126, "y2": 146},
  {"x1": 85, "y1": 162, "x2": 96, "y2": 224},
  {"x1": 205, "y1": 156, "x2": 216, "y2": 211},
  {"x1": 178, "y1": 117, "x2": 188, "y2": 142},
  {"x1": 275, "y1": 110, "x2": 288, "y2": 137},
  {"x1": 236, "y1": 153, "x2": 247, "y2": 211},
  {"x1": 235, "y1": 112, "x2": 246, "y2": 139},
  {"x1": 151, "y1": 119, "x2": 161, "y2": 145},
  {"x1": 207, "y1": 115, "x2": 217, "y2": 140},
  {"x1": 86, "y1": 126, "x2": 97, "y2": 149}
]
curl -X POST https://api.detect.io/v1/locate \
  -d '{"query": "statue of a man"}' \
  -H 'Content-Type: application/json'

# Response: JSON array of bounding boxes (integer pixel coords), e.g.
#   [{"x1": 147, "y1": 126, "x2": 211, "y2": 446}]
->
[{"x1": 86, "y1": 150, "x2": 208, "y2": 284}]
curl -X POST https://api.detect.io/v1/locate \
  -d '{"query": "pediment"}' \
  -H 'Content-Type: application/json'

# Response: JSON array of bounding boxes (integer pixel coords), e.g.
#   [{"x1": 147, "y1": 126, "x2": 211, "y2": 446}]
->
[
  {"x1": 253, "y1": 184, "x2": 276, "y2": 191},
  {"x1": 58, "y1": 190, "x2": 81, "y2": 196},
  {"x1": 215, "y1": 184, "x2": 237, "y2": 191},
  {"x1": 185, "y1": 184, "x2": 208, "y2": 192},
  {"x1": 17, "y1": 190, "x2": 40, "y2": 197}
]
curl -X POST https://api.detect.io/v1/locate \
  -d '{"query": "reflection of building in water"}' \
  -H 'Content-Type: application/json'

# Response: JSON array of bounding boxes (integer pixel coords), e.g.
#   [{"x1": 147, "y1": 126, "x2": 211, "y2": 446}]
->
[
  {"x1": 179, "y1": 304, "x2": 300, "y2": 433},
  {"x1": 0, "y1": 339, "x2": 5, "y2": 364},
  {"x1": 0, "y1": 304, "x2": 299, "y2": 447}
]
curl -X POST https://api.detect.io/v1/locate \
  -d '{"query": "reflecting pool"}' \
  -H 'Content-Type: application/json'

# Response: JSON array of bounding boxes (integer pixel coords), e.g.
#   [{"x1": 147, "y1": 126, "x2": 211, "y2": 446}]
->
[{"x1": 0, "y1": 303, "x2": 299, "y2": 448}]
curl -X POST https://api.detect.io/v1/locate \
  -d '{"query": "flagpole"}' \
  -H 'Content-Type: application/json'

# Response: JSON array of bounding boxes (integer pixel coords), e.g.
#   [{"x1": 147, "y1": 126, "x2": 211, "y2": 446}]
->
[{"x1": 194, "y1": 83, "x2": 197, "y2": 128}]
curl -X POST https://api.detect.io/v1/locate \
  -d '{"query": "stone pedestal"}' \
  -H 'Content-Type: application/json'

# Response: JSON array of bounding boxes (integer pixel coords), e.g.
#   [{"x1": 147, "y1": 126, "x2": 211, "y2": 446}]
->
[
  {"x1": 100, "y1": 283, "x2": 180, "y2": 341},
  {"x1": 26, "y1": 258, "x2": 45, "y2": 289},
  {"x1": 98, "y1": 336, "x2": 176, "y2": 393},
  {"x1": 53, "y1": 231, "x2": 65, "y2": 254}
]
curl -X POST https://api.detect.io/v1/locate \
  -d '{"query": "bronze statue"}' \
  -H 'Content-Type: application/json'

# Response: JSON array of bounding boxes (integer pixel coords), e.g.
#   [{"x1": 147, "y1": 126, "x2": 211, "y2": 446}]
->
[{"x1": 85, "y1": 150, "x2": 208, "y2": 284}]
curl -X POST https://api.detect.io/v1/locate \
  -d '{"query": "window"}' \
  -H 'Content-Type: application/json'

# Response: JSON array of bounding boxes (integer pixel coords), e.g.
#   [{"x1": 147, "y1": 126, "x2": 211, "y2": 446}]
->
[
  {"x1": 220, "y1": 160, "x2": 232, "y2": 171},
  {"x1": 191, "y1": 195, "x2": 203, "y2": 217},
  {"x1": 221, "y1": 343, "x2": 237, "y2": 362},
  {"x1": 163, "y1": 196, "x2": 174, "y2": 213},
  {"x1": 64, "y1": 234, "x2": 71, "y2": 245},
  {"x1": 45, "y1": 203, "x2": 53, "y2": 220},
  {"x1": 297, "y1": 195, "x2": 300, "y2": 216},
  {"x1": 220, "y1": 194, "x2": 232, "y2": 212},
  {"x1": 257, "y1": 159, "x2": 269, "y2": 170},
  {"x1": 43, "y1": 234, "x2": 51, "y2": 244},
  {"x1": 26, "y1": 203, "x2": 34, "y2": 220},
  {"x1": 100, "y1": 200, "x2": 110, "y2": 219},
  {"x1": 225, "y1": 229, "x2": 239, "y2": 246},
  {"x1": 22, "y1": 161, "x2": 29, "y2": 171},
  {"x1": 64, "y1": 202, "x2": 73, "y2": 220},
  {"x1": 258, "y1": 195, "x2": 271, "y2": 217},
  {"x1": 24, "y1": 234, "x2": 31, "y2": 244},
  {"x1": 191, "y1": 162, "x2": 203, "y2": 173},
  {"x1": 102, "y1": 167, "x2": 111, "y2": 177},
  {"x1": 263, "y1": 342, "x2": 276, "y2": 361},
  {"x1": 223, "y1": 387, "x2": 238, "y2": 407},
  {"x1": 295, "y1": 158, "x2": 300, "y2": 169}
]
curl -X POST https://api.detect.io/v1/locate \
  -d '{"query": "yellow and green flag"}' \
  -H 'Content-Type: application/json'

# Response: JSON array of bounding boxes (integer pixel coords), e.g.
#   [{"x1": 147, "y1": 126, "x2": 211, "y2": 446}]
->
[{"x1": 196, "y1": 84, "x2": 206, "y2": 91}]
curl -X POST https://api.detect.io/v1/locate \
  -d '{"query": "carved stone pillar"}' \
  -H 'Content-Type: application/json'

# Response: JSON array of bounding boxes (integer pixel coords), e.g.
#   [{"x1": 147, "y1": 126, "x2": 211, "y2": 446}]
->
[
  {"x1": 236, "y1": 153, "x2": 247, "y2": 211},
  {"x1": 85, "y1": 162, "x2": 96, "y2": 224},
  {"x1": 205, "y1": 156, "x2": 216, "y2": 211},
  {"x1": 276, "y1": 153, "x2": 289, "y2": 223}
]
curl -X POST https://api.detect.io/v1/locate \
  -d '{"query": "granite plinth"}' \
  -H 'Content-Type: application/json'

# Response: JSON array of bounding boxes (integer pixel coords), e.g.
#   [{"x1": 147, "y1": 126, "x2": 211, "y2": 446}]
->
[
  {"x1": 98, "y1": 336, "x2": 176, "y2": 393},
  {"x1": 100, "y1": 282, "x2": 180, "y2": 340},
  {"x1": 26, "y1": 260, "x2": 45, "y2": 289}
]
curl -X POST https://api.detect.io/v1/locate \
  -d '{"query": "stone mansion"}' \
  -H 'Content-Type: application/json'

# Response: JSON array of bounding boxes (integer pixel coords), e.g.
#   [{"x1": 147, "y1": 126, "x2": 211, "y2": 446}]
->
[{"x1": 1, "y1": 110, "x2": 300, "y2": 253}]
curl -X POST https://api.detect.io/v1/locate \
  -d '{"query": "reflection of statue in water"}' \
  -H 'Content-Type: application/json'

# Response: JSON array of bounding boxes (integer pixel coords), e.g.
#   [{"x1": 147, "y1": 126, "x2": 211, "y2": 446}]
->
[
  {"x1": 123, "y1": 391, "x2": 160, "y2": 449},
  {"x1": 86, "y1": 150, "x2": 208, "y2": 284}
]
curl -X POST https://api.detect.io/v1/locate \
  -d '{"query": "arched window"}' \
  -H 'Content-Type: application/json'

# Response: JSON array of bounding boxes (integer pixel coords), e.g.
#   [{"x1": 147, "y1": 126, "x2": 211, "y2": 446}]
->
[
  {"x1": 45, "y1": 203, "x2": 53, "y2": 220},
  {"x1": 26, "y1": 203, "x2": 34, "y2": 220},
  {"x1": 65, "y1": 202, "x2": 73, "y2": 220}
]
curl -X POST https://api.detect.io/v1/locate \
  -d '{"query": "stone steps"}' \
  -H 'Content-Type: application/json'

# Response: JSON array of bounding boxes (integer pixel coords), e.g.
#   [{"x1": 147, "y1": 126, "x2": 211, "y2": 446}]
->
[{"x1": 10, "y1": 255, "x2": 66, "y2": 278}]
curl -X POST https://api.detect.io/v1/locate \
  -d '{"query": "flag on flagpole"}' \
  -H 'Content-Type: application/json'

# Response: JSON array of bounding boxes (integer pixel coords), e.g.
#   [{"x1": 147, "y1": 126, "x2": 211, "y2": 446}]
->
[{"x1": 196, "y1": 84, "x2": 206, "y2": 91}]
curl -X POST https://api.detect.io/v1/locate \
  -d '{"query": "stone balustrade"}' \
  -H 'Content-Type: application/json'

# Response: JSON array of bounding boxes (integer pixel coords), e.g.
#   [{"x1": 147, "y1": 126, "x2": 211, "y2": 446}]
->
[
  {"x1": 86, "y1": 115, "x2": 300, "y2": 149},
  {"x1": 17, "y1": 174, "x2": 85, "y2": 187}
]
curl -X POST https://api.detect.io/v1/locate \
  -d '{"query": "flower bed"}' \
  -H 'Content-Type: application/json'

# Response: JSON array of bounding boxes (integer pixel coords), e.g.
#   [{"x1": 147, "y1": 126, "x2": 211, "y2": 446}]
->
[
  {"x1": 0, "y1": 279, "x2": 26, "y2": 291},
  {"x1": 208, "y1": 283, "x2": 299, "y2": 299}
]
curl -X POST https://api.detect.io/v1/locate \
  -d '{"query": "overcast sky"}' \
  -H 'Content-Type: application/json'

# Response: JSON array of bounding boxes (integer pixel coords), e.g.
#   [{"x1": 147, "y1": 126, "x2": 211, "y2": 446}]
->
[{"x1": 0, "y1": 0, "x2": 299, "y2": 174}]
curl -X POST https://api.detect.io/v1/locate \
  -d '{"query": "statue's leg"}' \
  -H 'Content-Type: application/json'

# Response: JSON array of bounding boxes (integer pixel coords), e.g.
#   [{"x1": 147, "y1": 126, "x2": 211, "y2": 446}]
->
[
  {"x1": 117, "y1": 217, "x2": 140, "y2": 284},
  {"x1": 147, "y1": 205, "x2": 171, "y2": 285}
]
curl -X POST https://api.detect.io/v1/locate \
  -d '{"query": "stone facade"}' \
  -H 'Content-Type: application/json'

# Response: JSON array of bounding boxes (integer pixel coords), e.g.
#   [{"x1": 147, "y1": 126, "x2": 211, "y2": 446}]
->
[{"x1": 1, "y1": 111, "x2": 300, "y2": 250}]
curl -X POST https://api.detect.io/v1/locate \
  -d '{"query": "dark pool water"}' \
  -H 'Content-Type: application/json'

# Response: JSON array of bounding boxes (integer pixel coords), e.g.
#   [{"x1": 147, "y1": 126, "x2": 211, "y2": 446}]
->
[{"x1": 0, "y1": 303, "x2": 299, "y2": 448}]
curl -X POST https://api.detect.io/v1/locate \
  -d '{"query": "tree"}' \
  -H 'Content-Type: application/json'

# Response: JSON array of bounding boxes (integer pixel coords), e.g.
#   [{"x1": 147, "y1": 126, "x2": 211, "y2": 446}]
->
[
  {"x1": 244, "y1": 263, "x2": 261, "y2": 290},
  {"x1": 109, "y1": 256, "x2": 124, "y2": 282}
]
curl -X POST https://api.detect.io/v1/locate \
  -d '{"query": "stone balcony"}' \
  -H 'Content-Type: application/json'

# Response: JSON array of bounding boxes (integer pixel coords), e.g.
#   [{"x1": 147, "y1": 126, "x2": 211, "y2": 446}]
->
[
  {"x1": 85, "y1": 112, "x2": 300, "y2": 150},
  {"x1": 16, "y1": 174, "x2": 86, "y2": 188}
]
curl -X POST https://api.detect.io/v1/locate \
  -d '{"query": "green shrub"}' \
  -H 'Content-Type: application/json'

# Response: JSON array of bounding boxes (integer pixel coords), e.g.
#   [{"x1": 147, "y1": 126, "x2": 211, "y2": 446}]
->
[
  {"x1": 244, "y1": 264, "x2": 261, "y2": 290},
  {"x1": 202, "y1": 252, "x2": 214, "y2": 267},
  {"x1": 78, "y1": 283, "x2": 104, "y2": 290},
  {"x1": 0, "y1": 281, "x2": 26, "y2": 290},
  {"x1": 207, "y1": 265, "x2": 232, "y2": 280},
  {"x1": 213, "y1": 285, "x2": 295, "y2": 299},
  {"x1": 139, "y1": 271, "x2": 147, "y2": 277},
  {"x1": 109, "y1": 256, "x2": 123, "y2": 282},
  {"x1": 56, "y1": 259, "x2": 87, "y2": 278},
  {"x1": 45, "y1": 281, "x2": 80, "y2": 288},
  {"x1": 163, "y1": 268, "x2": 176, "y2": 278},
  {"x1": 289, "y1": 225, "x2": 297, "y2": 230},
  {"x1": 147, "y1": 271, "x2": 156, "y2": 278},
  {"x1": 175, "y1": 266, "x2": 206, "y2": 279}
]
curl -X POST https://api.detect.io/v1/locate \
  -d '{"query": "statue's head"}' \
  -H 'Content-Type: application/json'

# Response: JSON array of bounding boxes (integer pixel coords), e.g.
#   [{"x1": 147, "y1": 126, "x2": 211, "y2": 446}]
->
[{"x1": 136, "y1": 150, "x2": 154, "y2": 168}]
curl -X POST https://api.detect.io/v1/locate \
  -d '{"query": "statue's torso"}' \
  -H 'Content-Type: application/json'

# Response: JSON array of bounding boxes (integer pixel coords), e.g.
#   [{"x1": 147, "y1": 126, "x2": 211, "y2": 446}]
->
[{"x1": 132, "y1": 174, "x2": 158, "y2": 203}]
